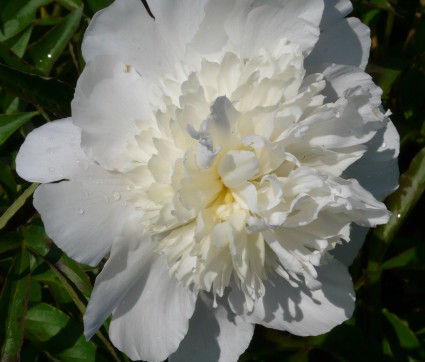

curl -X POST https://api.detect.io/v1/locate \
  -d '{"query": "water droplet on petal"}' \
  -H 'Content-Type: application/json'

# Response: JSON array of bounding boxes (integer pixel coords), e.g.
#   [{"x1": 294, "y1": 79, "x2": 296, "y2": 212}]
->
[
  {"x1": 113, "y1": 192, "x2": 121, "y2": 200},
  {"x1": 397, "y1": 213, "x2": 401, "y2": 218},
  {"x1": 78, "y1": 208, "x2": 84, "y2": 215},
  {"x1": 47, "y1": 54, "x2": 52, "y2": 58},
  {"x1": 382, "y1": 143, "x2": 387, "y2": 148},
  {"x1": 191, "y1": 266, "x2": 197, "y2": 273},
  {"x1": 48, "y1": 167, "x2": 55, "y2": 172}
]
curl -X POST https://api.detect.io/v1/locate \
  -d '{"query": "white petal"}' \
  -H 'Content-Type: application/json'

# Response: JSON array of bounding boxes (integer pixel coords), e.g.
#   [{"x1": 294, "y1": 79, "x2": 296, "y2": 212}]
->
[
  {"x1": 33, "y1": 172, "x2": 133, "y2": 267},
  {"x1": 16, "y1": 119, "x2": 87, "y2": 183},
  {"x1": 299, "y1": 75, "x2": 385, "y2": 149},
  {"x1": 238, "y1": 0, "x2": 323, "y2": 57},
  {"x1": 218, "y1": 150, "x2": 258, "y2": 188},
  {"x1": 238, "y1": 259, "x2": 355, "y2": 336},
  {"x1": 320, "y1": 0, "x2": 353, "y2": 30},
  {"x1": 189, "y1": 0, "x2": 236, "y2": 56},
  {"x1": 320, "y1": 64, "x2": 382, "y2": 103},
  {"x1": 306, "y1": 17, "x2": 371, "y2": 70},
  {"x1": 72, "y1": 55, "x2": 154, "y2": 171},
  {"x1": 84, "y1": 222, "x2": 154, "y2": 339},
  {"x1": 169, "y1": 293, "x2": 254, "y2": 362},
  {"x1": 109, "y1": 257, "x2": 197, "y2": 362},
  {"x1": 331, "y1": 225, "x2": 370, "y2": 266},
  {"x1": 82, "y1": 0, "x2": 207, "y2": 78},
  {"x1": 346, "y1": 120, "x2": 400, "y2": 200}
]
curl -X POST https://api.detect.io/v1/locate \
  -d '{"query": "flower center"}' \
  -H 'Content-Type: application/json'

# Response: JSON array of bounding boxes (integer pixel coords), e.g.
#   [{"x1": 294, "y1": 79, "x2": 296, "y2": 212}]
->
[
  {"x1": 215, "y1": 189, "x2": 239, "y2": 221},
  {"x1": 129, "y1": 38, "x2": 384, "y2": 310}
]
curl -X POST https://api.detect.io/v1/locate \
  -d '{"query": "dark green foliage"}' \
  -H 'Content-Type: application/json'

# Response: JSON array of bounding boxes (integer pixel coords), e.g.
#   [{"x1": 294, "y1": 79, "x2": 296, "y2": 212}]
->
[{"x1": 0, "y1": 0, "x2": 424, "y2": 361}]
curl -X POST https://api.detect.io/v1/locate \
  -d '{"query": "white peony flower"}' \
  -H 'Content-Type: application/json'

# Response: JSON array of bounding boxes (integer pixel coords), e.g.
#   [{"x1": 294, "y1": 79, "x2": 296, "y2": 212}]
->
[{"x1": 16, "y1": 0, "x2": 400, "y2": 361}]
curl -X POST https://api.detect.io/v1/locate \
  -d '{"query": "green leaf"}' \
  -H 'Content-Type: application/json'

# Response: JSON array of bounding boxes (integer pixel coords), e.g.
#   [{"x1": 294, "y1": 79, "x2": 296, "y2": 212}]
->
[
  {"x1": 372, "y1": 64, "x2": 402, "y2": 97},
  {"x1": 0, "y1": 162, "x2": 17, "y2": 194},
  {"x1": 369, "y1": 0, "x2": 396, "y2": 13},
  {"x1": 36, "y1": 16, "x2": 63, "y2": 26},
  {"x1": 0, "y1": 183, "x2": 39, "y2": 230},
  {"x1": 26, "y1": 8, "x2": 83, "y2": 74},
  {"x1": 0, "y1": 112, "x2": 38, "y2": 146},
  {"x1": 4, "y1": 25, "x2": 34, "y2": 58},
  {"x1": 0, "y1": 244, "x2": 31, "y2": 361},
  {"x1": 24, "y1": 303, "x2": 98, "y2": 361},
  {"x1": 412, "y1": 21, "x2": 425, "y2": 55},
  {"x1": 22, "y1": 224, "x2": 122, "y2": 361},
  {"x1": 0, "y1": 232, "x2": 20, "y2": 254},
  {"x1": 0, "y1": 0, "x2": 51, "y2": 41},
  {"x1": 28, "y1": 280, "x2": 42, "y2": 303},
  {"x1": 22, "y1": 224, "x2": 92, "y2": 299},
  {"x1": 56, "y1": 0, "x2": 83, "y2": 11},
  {"x1": 20, "y1": 343, "x2": 40, "y2": 362},
  {"x1": 82, "y1": 0, "x2": 113, "y2": 16},
  {"x1": 362, "y1": 9, "x2": 381, "y2": 26},
  {"x1": 0, "y1": 42, "x2": 44, "y2": 75},
  {"x1": 312, "y1": 324, "x2": 390, "y2": 361},
  {"x1": 0, "y1": 90, "x2": 17, "y2": 114},
  {"x1": 381, "y1": 244, "x2": 425, "y2": 270},
  {"x1": 0, "y1": 63, "x2": 73, "y2": 116},
  {"x1": 382, "y1": 309, "x2": 424, "y2": 358},
  {"x1": 369, "y1": 146, "x2": 425, "y2": 266},
  {"x1": 400, "y1": 67, "x2": 425, "y2": 116}
]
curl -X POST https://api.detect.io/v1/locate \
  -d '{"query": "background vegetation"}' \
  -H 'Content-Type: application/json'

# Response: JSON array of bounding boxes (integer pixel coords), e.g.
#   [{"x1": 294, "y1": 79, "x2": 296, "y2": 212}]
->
[{"x1": 0, "y1": 0, "x2": 424, "y2": 361}]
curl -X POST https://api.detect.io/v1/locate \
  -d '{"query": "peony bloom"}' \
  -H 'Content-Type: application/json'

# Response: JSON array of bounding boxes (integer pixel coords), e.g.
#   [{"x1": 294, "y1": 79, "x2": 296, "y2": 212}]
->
[{"x1": 16, "y1": 0, "x2": 399, "y2": 361}]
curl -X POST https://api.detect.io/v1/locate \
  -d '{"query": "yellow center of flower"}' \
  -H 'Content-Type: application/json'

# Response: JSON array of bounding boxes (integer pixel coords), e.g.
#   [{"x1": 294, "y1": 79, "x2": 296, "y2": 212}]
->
[{"x1": 215, "y1": 189, "x2": 239, "y2": 222}]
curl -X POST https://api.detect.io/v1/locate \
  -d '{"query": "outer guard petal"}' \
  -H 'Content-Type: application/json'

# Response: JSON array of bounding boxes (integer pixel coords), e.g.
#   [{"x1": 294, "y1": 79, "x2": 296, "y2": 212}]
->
[
  {"x1": 82, "y1": 0, "x2": 207, "y2": 78},
  {"x1": 306, "y1": 17, "x2": 371, "y2": 70},
  {"x1": 238, "y1": 0, "x2": 323, "y2": 57},
  {"x1": 346, "y1": 120, "x2": 400, "y2": 200},
  {"x1": 334, "y1": 120, "x2": 399, "y2": 266},
  {"x1": 109, "y1": 257, "x2": 197, "y2": 362},
  {"x1": 169, "y1": 293, "x2": 254, "y2": 362},
  {"x1": 33, "y1": 175, "x2": 133, "y2": 266},
  {"x1": 320, "y1": 0, "x2": 353, "y2": 30},
  {"x1": 16, "y1": 119, "x2": 87, "y2": 183},
  {"x1": 84, "y1": 223, "x2": 154, "y2": 339},
  {"x1": 331, "y1": 225, "x2": 370, "y2": 266},
  {"x1": 17, "y1": 118, "x2": 134, "y2": 266},
  {"x1": 231, "y1": 258, "x2": 355, "y2": 336}
]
